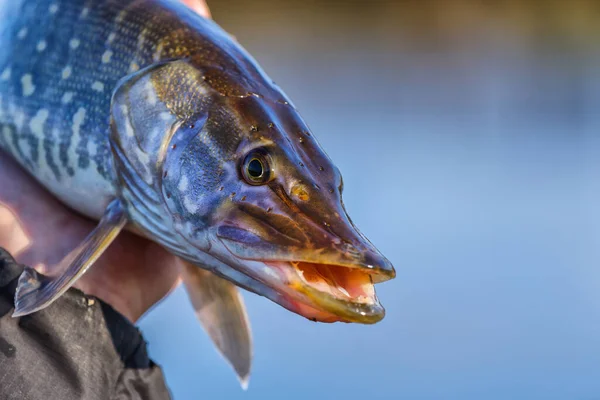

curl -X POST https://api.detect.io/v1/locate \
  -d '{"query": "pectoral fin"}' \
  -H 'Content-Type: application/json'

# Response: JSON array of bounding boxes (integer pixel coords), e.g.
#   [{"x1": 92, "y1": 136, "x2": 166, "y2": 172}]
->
[
  {"x1": 12, "y1": 199, "x2": 127, "y2": 317},
  {"x1": 181, "y1": 260, "x2": 253, "y2": 389}
]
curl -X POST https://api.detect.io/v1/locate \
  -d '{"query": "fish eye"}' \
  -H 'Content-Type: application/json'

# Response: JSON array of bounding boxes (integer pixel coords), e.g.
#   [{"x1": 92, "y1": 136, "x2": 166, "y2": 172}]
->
[{"x1": 242, "y1": 150, "x2": 272, "y2": 185}]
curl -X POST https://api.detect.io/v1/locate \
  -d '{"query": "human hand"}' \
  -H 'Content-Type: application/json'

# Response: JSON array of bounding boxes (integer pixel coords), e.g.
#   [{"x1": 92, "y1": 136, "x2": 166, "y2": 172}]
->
[{"x1": 0, "y1": 0, "x2": 212, "y2": 323}]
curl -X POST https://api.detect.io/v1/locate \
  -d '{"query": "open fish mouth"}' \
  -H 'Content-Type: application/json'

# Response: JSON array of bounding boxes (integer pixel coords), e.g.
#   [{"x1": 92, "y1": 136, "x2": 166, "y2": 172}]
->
[
  {"x1": 215, "y1": 218, "x2": 395, "y2": 324},
  {"x1": 264, "y1": 261, "x2": 387, "y2": 324}
]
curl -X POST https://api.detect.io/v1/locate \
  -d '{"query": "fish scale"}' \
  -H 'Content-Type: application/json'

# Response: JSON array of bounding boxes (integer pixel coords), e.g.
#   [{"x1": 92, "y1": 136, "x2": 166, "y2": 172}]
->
[
  {"x1": 0, "y1": 0, "x2": 279, "y2": 219},
  {"x1": 1, "y1": 0, "x2": 142, "y2": 217}
]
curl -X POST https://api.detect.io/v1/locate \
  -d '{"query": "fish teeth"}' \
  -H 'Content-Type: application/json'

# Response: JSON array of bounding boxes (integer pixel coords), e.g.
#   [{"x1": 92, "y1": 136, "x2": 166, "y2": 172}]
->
[
  {"x1": 337, "y1": 286, "x2": 351, "y2": 298},
  {"x1": 356, "y1": 295, "x2": 374, "y2": 304}
]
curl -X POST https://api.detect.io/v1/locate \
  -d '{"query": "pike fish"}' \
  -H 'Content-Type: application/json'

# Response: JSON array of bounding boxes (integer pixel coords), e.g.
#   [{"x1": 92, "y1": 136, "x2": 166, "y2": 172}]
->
[{"x1": 0, "y1": 0, "x2": 395, "y2": 385}]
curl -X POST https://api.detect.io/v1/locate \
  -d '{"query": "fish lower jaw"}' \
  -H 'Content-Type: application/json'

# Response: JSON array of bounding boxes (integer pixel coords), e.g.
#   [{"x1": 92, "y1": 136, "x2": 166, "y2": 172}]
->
[{"x1": 264, "y1": 261, "x2": 385, "y2": 324}]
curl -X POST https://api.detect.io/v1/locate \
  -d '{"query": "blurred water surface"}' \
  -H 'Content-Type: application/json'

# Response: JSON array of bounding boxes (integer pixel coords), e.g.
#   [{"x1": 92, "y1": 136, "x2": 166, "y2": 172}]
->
[{"x1": 139, "y1": 1, "x2": 600, "y2": 399}]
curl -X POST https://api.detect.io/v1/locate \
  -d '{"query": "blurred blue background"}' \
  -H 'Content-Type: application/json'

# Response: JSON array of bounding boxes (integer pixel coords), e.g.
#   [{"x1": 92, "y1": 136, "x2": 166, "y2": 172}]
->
[{"x1": 139, "y1": 1, "x2": 600, "y2": 399}]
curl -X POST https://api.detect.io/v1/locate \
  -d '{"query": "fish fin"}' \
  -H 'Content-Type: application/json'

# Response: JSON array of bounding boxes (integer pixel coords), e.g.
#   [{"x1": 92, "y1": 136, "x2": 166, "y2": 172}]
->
[
  {"x1": 12, "y1": 199, "x2": 127, "y2": 317},
  {"x1": 181, "y1": 260, "x2": 253, "y2": 389}
]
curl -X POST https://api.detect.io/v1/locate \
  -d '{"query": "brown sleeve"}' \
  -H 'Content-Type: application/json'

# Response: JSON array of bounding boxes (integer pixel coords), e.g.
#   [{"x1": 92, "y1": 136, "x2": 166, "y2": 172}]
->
[{"x1": 0, "y1": 248, "x2": 172, "y2": 400}]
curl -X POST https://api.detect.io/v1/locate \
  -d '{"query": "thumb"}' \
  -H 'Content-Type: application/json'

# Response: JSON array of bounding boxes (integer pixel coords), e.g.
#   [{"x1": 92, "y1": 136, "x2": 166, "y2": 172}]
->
[{"x1": 180, "y1": 0, "x2": 212, "y2": 19}]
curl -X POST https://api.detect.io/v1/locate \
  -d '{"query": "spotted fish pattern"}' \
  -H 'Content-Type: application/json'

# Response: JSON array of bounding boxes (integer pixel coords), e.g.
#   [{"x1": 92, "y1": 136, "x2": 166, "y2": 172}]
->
[{"x1": 0, "y1": 0, "x2": 288, "y2": 218}]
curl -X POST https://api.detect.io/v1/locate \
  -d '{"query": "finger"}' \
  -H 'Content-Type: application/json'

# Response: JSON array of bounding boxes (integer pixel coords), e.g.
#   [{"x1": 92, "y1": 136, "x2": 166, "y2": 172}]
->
[
  {"x1": 181, "y1": 0, "x2": 212, "y2": 18},
  {"x1": 76, "y1": 235, "x2": 183, "y2": 322},
  {"x1": 0, "y1": 204, "x2": 30, "y2": 256},
  {"x1": 0, "y1": 152, "x2": 93, "y2": 270}
]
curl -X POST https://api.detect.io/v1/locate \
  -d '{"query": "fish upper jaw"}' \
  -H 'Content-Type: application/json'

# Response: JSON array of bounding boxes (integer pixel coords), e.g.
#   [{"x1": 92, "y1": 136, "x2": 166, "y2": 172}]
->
[{"x1": 214, "y1": 217, "x2": 395, "y2": 324}]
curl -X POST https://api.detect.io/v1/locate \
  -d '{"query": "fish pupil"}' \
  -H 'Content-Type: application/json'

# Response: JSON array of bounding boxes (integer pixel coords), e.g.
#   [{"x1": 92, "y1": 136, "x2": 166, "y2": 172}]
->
[{"x1": 248, "y1": 159, "x2": 264, "y2": 178}]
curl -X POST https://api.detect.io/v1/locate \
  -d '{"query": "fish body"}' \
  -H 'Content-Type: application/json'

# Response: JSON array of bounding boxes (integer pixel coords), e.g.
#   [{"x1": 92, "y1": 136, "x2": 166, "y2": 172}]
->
[
  {"x1": 0, "y1": 0, "x2": 280, "y2": 219},
  {"x1": 0, "y1": 0, "x2": 395, "y2": 359}
]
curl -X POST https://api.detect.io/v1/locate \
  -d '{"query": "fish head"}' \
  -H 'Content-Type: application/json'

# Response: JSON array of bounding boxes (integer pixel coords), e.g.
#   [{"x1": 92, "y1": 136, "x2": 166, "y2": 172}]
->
[
  {"x1": 162, "y1": 94, "x2": 395, "y2": 324},
  {"x1": 111, "y1": 59, "x2": 395, "y2": 324}
]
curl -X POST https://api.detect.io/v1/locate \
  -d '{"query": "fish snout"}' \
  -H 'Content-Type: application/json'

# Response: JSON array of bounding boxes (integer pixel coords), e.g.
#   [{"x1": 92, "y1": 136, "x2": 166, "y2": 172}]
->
[
  {"x1": 302, "y1": 204, "x2": 396, "y2": 284},
  {"x1": 212, "y1": 180, "x2": 396, "y2": 324},
  {"x1": 331, "y1": 240, "x2": 396, "y2": 284}
]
